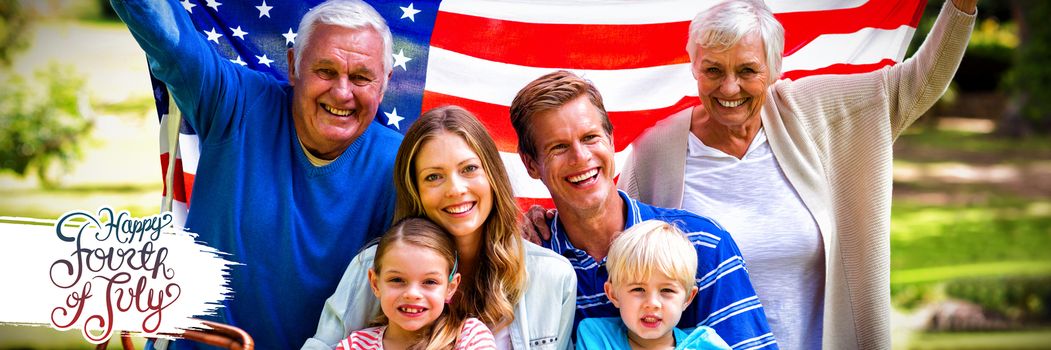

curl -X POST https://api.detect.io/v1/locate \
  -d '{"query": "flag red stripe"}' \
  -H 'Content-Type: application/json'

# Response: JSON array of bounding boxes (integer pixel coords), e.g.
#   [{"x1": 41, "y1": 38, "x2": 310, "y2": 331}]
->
[
  {"x1": 160, "y1": 152, "x2": 188, "y2": 204},
  {"x1": 776, "y1": 0, "x2": 925, "y2": 55},
  {"x1": 431, "y1": 11, "x2": 689, "y2": 70},
  {"x1": 781, "y1": 59, "x2": 897, "y2": 81},
  {"x1": 516, "y1": 197, "x2": 554, "y2": 212},
  {"x1": 184, "y1": 171, "x2": 195, "y2": 206},
  {"x1": 422, "y1": 91, "x2": 518, "y2": 152},
  {"x1": 423, "y1": 91, "x2": 700, "y2": 153}
]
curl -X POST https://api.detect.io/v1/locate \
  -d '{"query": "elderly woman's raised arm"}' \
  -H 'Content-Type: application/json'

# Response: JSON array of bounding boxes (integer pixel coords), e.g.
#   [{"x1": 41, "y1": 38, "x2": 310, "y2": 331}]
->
[{"x1": 884, "y1": 0, "x2": 976, "y2": 136}]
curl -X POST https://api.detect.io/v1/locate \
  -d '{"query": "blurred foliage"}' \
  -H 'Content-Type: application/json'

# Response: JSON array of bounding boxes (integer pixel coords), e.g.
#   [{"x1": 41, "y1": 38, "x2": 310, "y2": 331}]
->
[
  {"x1": 97, "y1": 0, "x2": 119, "y2": 21},
  {"x1": 0, "y1": 0, "x2": 96, "y2": 188},
  {"x1": 908, "y1": 1, "x2": 1015, "y2": 92},
  {"x1": 0, "y1": 0, "x2": 30, "y2": 66},
  {"x1": 18, "y1": 0, "x2": 119, "y2": 21},
  {"x1": 894, "y1": 282, "x2": 944, "y2": 310},
  {"x1": 909, "y1": 1, "x2": 1051, "y2": 135},
  {"x1": 999, "y1": 0, "x2": 1051, "y2": 136},
  {"x1": 0, "y1": 64, "x2": 94, "y2": 188},
  {"x1": 946, "y1": 276, "x2": 1051, "y2": 323}
]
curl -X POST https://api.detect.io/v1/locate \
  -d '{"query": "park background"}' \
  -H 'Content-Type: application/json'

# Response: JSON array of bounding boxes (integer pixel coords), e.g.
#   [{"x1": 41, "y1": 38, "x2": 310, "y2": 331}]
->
[{"x1": 1, "y1": 0, "x2": 1049, "y2": 348}]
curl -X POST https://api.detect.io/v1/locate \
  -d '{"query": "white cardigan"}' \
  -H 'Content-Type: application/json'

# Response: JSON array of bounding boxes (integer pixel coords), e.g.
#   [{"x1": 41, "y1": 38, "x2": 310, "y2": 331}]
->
[{"x1": 618, "y1": 3, "x2": 974, "y2": 348}]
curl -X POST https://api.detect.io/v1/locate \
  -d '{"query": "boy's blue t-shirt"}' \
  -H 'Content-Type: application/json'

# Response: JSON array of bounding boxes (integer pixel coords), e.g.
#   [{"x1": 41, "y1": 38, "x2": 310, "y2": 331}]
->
[{"x1": 576, "y1": 317, "x2": 731, "y2": 350}]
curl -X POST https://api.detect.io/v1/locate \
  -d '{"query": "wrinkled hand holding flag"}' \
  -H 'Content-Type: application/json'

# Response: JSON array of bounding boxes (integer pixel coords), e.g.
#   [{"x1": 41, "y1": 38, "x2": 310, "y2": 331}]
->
[{"x1": 155, "y1": 0, "x2": 925, "y2": 223}]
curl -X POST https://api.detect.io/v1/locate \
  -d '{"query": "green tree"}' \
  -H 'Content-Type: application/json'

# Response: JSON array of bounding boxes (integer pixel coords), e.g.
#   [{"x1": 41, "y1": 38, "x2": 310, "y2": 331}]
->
[
  {"x1": 0, "y1": 0, "x2": 29, "y2": 66},
  {"x1": 0, "y1": 0, "x2": 94, "y2": 188},
  {"x1": 998, "y1": 0, "x2": 1051, "y2": 136},
  {"x1": 0, "y1": 66, "x2": 92, "y2": 188}
]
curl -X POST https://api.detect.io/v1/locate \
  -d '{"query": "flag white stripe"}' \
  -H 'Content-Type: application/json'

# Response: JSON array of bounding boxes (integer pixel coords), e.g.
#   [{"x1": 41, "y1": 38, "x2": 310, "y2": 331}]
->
[
  {"x1": 768, "y1": 0, "x2": 868, "y2": 14},
  {"x1": 160, "y1": 113, "x2": 174, "y2": 153},
  {"x1": 425, "y1": 47, "x2": 697, "y2": 112},
  {"x1": 179, "y1": 133, "x2": 201, "y2": 175},
  {"x1": 501, "y1": 145, "x2": 633, "y2": 199},
  {"x1": 427, "y1": 27, "x2": 912, "y2": 112},
  {"x1": 782, "y1": 26, "x2": 915, "y2": 73},
  {"x1": 439, "y1": 0, "x2": 868, "y2": 24},
  {"x1": 170, "y1": 200, "x2": 189, "y2": 229}
]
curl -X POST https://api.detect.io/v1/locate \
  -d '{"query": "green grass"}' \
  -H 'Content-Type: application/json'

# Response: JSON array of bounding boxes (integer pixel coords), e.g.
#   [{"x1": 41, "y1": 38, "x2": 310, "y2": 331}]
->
[
  {"x1": 907, "y1": 328, "x2": 1051, "y2": 350},
  {"x1": 889, "y1": 127, "x2": 1051, "y2": 324},
  {"x1": 898, "y1": 128, "x2": 1051, "y2": 159},
  {"x1": 891, "y1": 198, "x2": 1051, "y2": 272},
  {"x1": 893, "y1": 261, "x2": 1051, "y2": 285},
  {"x1": 0, "y1": 184, "x2": 161, "y2": 220},
  {"x1": 92, "y1": 94, "x2": 156, "y2": 116}
]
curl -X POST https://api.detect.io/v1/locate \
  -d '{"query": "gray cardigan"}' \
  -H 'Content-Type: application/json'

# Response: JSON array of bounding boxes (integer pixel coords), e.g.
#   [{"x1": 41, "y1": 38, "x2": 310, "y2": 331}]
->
[
  {"x1": 302, "y1": 240, "x2": 577, "y2": 350},
  {"x1": 618, "y1": 2, "x2": 974, "y2": 348}
]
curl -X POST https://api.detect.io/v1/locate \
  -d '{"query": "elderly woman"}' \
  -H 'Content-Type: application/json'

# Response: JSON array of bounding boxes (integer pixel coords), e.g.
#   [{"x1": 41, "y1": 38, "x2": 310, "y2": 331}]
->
[{"x1": 618, "y1": 0, "x2": 976, "y2": 348}]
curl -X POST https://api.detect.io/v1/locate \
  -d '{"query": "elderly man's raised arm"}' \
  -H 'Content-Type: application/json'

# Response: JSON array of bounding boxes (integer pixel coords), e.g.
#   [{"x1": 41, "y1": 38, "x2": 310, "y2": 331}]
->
[
  {"x1": 110, "y1": 0, "x2": 213, "y2": 92},
  {"x1": 110, "y1": 0, "x2": 259, "y2": 142}
]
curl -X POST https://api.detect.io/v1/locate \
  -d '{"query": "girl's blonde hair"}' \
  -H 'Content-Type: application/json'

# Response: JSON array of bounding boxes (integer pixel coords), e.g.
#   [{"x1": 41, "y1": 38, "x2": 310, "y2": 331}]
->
[
  {"x1": 392, "y1": 106, "x2": 526, "y2": 331},
  {"x1": 372, "y1": 217, "x2": 462, "y2": 350},
  {"x1": 606, "y1": 220, "x2": 698, "y2": 290}
]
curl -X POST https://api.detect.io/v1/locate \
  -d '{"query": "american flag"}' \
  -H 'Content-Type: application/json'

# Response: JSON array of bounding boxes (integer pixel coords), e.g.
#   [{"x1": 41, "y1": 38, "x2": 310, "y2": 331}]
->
[{"x1": 155, "y1": 0, "x2": 926, "y2": 223}]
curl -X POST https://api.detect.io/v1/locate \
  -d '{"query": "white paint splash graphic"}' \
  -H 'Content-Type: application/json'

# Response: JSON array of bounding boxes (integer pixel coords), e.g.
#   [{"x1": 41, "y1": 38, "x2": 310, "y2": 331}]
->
[{"x1": 0, "y1": 208, "x2": 236, "y2": 344}]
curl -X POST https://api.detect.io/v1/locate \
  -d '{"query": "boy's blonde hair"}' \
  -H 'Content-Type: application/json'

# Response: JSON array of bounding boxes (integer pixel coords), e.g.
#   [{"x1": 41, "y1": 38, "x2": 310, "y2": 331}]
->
[{"x1": 606, "y1": 220, "x2": 698, "y2": 290}]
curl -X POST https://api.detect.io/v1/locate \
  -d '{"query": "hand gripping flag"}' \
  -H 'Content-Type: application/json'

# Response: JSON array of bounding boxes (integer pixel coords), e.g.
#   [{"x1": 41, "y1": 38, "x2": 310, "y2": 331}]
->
[{"x1": 154, "y1": 0, "x2": 926, "y2": 224}]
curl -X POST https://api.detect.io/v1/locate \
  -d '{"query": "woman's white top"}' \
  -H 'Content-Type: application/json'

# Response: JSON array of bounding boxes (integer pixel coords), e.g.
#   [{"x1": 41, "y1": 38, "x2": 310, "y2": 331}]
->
[{"x1": 682, "y1": 129, "x2": 825, "y2": 350}]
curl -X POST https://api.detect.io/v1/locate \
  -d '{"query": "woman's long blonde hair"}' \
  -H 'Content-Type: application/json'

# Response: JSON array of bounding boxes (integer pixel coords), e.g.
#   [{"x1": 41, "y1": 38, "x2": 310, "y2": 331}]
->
[
  {"x1": 371, "y1": 217, "x2": 463, "y2": 350},
  {"x1": 392, "y1": 106, "x2": 526, "y2": 330}
]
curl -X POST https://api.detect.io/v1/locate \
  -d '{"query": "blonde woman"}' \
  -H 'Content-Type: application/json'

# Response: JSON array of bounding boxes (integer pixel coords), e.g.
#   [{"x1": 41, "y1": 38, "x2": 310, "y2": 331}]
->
[{"x1": 304, "y1": 106, "x2": 577, "y2": 350}]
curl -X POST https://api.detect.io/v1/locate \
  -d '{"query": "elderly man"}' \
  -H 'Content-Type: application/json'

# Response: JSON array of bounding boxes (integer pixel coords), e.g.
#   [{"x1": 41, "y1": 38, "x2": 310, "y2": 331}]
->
[
  {"x1": 111, "y1": 0, "x2": 402, "y2": 348},
  {"x1": 510, "y1": 70, "x2": 776, "y2": 349}
]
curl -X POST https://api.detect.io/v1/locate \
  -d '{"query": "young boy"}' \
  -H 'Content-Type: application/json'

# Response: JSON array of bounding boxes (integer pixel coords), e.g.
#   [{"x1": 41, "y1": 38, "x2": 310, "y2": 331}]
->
[{"x1": 576, "y1": 220, "x2": 732, "y2": 350}]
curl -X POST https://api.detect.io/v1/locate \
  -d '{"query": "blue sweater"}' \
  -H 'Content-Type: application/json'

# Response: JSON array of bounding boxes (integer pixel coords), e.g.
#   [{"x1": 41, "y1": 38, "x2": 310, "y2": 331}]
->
[{"x1": 112, "y1": 0, "x2": 402, "y2": 348}]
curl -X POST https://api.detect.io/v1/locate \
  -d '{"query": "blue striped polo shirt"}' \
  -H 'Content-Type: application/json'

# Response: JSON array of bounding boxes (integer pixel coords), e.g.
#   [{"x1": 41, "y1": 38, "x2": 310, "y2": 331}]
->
[{"x1": 542, "y1": 190, "x2": 778, "y2": 350}]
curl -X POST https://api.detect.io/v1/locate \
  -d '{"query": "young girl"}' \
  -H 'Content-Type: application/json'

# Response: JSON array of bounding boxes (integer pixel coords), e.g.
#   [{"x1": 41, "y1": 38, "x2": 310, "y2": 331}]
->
[{"x1": 337, "y1": 217, "x2": 496, "y2": 350}]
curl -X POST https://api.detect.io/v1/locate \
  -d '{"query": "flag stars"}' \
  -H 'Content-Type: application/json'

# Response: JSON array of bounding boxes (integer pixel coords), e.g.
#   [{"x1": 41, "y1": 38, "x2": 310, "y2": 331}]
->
[
  {"x1": 231, "y1": 56, "x2": 247, "y2": 66},
  {"x1": 384, "y1": 108, "x2": 405, "y2": 129},
  {"x1": 256, "y1": 0, "x2": 273, "y2": 18},
  {"x1": 392, "y1": 49, "x2": 412, "y2": 70},
  {"x1": 206, "y1": 0, "x2": 222, "y2": 11},
  {"x1": 256, "y1": 54, "x2": 274, "y2": 67},
  {"x1": 181, "y1": 0, "x2": 196, "y2": 13},
  {"x1": 399, "y1": 3, "x2": 421, "y2": 22},
  {"x1": 282, "y1": 28, "x2": 297, "y2": 45},
  {"x1": 230, "y1": 26, "x2": 248, "y2": 40},
  {"x1": 204, "y1": 28, "x2": 223, "y2": 43}
]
